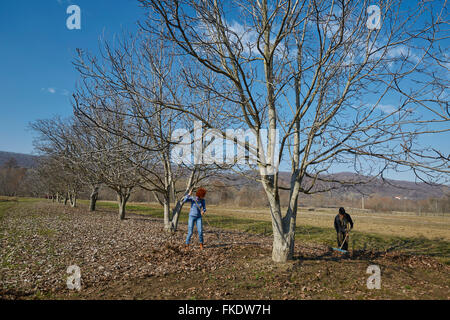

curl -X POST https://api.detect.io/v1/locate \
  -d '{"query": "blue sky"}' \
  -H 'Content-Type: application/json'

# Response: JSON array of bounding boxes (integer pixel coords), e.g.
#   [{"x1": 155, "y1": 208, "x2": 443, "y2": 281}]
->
[
  {"x1": 0, "y1": 0, "x2": 144, "y2": 154},
  {"x1": 0, "y1": 1, "x2": 448, "y2": 182}
]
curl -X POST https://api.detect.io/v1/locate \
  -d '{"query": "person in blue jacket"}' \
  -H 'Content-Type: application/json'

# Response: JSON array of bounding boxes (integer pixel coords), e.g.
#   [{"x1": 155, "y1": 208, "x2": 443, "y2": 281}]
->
[{"x1": 183, "y1": 188, "x2": 207, "y2": 250}]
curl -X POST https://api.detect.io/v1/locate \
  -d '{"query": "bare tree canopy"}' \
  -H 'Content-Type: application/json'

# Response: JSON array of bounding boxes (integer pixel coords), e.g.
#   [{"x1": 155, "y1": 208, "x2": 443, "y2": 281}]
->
[
  {"x1": 139, "y1": 0, "x2": 449, "y2": 261},
  {"x1": 72, "y1": 31, "x2": 233, "y2": 229}
]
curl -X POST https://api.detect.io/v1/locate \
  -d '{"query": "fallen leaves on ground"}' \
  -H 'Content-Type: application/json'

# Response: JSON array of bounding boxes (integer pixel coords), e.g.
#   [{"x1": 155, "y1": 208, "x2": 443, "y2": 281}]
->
[{"x1": 0, "y1": 201, "x2": 448, "y2": 300}]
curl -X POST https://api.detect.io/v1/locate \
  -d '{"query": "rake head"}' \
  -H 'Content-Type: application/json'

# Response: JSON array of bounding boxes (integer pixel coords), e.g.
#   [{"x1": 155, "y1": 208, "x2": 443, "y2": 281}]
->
[{"x1": 332, "y1": 247, "x2": 348, "y2": 254}]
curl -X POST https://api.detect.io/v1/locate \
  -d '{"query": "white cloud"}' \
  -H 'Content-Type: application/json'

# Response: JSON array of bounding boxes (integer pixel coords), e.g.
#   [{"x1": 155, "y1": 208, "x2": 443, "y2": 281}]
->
[
  {"x1": 41, "y1": 87, "x2": 70, "y2": 96},
  {"x1": 197, "y1": 18, "x2": 295, "y2": 60},
  {"x1": 228, "y1": 20, "x2": 258, "y2": 53},
  {"x1": 376, "y1": 104, "x2": 397, "y2": 114},
  {"x1": 42, "y1": 87, "x2": 56, "y2": 94}
]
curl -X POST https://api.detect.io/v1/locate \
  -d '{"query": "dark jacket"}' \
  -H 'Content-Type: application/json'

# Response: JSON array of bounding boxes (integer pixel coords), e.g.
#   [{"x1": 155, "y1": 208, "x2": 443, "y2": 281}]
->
[{"x1": 334, "y1": 213, "x2": 353, "y2": 233}]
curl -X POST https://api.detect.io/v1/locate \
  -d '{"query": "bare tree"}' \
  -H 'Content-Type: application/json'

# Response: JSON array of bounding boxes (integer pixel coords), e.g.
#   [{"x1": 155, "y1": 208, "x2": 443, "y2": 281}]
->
[
  {"x1": 31, "y1": 110, "x2": 147, "y2": 219},
  {"x1": 31, "y1": 118, "x2": 87, "y2": 207},
  {"x1": 60, "y1": 119, "x2": 106, "y2": 211},
  {"x1": 31, "y1": 154, "x2": 82, "y2": 205},
  {"x1": 72, "y1": 31, "x2": 229, "y2": 231},
  {"x1": 72, "y1": 92, "x2": 153, "y2": 220},
  {"x1": 140, "y1": 0, "x2": 449, "y2": 262}
]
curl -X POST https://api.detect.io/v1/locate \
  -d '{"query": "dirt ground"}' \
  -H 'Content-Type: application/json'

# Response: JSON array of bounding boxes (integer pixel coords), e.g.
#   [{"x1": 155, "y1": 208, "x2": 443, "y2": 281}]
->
[{"x1": 1, "y1": 200, "x2": 449, "y2": 300}]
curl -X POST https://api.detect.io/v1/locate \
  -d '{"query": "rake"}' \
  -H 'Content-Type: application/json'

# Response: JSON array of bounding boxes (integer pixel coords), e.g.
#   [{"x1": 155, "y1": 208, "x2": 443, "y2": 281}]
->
[
  {"x1": 333, "y1": 231, "x2": 350, "y2": 254},
  {"x1": 203, "y1": 214, "x2": 220, "y2": 240}
]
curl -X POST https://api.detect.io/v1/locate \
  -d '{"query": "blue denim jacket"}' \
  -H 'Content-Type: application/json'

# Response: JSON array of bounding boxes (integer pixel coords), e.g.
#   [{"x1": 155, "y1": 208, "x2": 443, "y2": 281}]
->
[{"x1": 183, "y1": 195, "x2": 206, "y2": 217}]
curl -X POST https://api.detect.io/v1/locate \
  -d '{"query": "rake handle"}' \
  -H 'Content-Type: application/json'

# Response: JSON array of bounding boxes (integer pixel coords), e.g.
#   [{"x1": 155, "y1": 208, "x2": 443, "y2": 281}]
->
[{"x1": 340, "y1": 231, "x2": 350, "y2": 250}]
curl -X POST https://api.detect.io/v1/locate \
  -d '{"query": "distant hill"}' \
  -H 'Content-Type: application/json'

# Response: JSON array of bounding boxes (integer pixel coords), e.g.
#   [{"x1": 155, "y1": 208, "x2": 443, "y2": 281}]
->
[
  {"x1": 0, "y1": 151, "x2": 38, "y2": 168},
  {"x1": 317, "y1": 172, "x2": 448, "y2": 200},
  {"x1": 221, "y1": 171, "x2": 448, "y2": 200}
]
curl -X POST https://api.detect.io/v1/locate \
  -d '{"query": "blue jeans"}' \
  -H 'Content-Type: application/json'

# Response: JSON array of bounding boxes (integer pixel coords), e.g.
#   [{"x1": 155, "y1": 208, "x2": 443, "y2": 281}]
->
[{"x1": 186, "y1": 215, "x2": 203, "y2": 244}]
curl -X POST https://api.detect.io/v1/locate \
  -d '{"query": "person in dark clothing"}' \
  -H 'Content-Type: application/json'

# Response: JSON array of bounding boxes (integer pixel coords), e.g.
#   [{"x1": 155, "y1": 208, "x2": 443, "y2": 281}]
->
[{"x1": 334, "y1": 207, "x2": 354, "y2": 251}]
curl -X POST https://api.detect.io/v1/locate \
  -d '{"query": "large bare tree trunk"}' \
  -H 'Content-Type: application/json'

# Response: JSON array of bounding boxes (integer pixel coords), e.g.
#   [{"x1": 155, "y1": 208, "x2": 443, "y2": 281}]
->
[
  {"x1": 162, "y1": 168, "x2": 195, "y2": 232},
  {"x1": 169, "y1": 199, "x2": 184, "y2": 231},
  {"x1": 263, "y1": 183, "x2": 291, "y2": 262},
  {"x1": 264, "y1": 175, "x2": 299, "y2": 262},
  {"x1": 117, "y1": 190, "x2": 131, "y2": 220},
  {"x1": 89, "y1": 185, "x2": 99, "y2": 212},
  {"x1": 118, "y1": 195, "x2": 127, "y2": 220},
  {"x1": 163, "y1": 195, "x2": 186, "y2": 232},
  {"x1": 162, "y1": 154, "x2": 173, "y2": 232},
  {"x1": 70, "y1": 193, "x2": 77, "y2": 208},
  {"x1": 118, "y1": 201, "x2": 126, "y2": 220},
  {"x1": 272, "y1": 229, "x2": 295, "y2": 262},
  {"x1": 163, "y1": 196, "x2": 171, "y2": 232},
  {"x1": 268, "y1": 203, "x2": 297, "y2": 262},
  {"x1": 154, "y1": 191, "x2": 179, "y2": 232}
]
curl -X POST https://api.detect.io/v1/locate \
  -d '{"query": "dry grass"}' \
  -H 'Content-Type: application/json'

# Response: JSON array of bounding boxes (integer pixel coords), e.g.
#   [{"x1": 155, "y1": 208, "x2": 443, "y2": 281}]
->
[
  {"x1": 197, "y1": 205, "x2": 450, "y2": 241},
  {"x1": 107, "y1": 200, "x2": 450, "y2": 241},
  {"x1": 0, "y1": 196, "x2": 18, "y2": 203}
]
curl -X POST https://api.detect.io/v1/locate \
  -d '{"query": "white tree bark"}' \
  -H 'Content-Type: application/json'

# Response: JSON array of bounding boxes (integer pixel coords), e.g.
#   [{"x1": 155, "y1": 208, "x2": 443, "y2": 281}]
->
[{"x1": 69, "y1": 192, "x2": 77, "y2": 208}]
